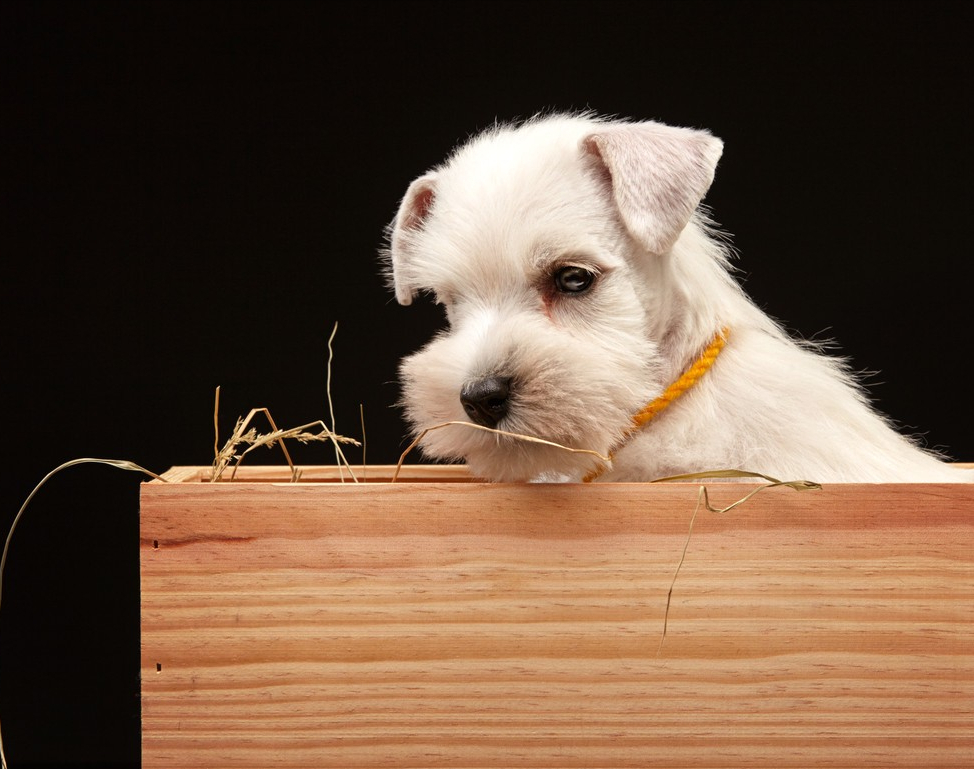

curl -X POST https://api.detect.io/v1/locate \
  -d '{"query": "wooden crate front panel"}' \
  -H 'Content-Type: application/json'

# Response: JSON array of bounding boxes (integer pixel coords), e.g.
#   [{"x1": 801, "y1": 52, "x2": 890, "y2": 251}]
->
[{"x1": 140, "y1": 470, "x2": 974, "y2": 768}]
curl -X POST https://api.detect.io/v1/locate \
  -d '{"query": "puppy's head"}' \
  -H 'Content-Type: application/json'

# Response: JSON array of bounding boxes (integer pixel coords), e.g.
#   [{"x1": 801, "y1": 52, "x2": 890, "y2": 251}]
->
[{"x1": 385, "y1": 113, "x2": 723, "y2": 481}]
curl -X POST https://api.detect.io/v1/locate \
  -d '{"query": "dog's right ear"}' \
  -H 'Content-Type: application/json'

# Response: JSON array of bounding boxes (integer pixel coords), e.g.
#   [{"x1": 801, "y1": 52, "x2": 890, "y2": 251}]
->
[
  {"x1": 582, "y1": 122, "x2": 723, "y2": 254},
  {"x1": 388, "y1": 172, "x2": 438, "y2": 306}
]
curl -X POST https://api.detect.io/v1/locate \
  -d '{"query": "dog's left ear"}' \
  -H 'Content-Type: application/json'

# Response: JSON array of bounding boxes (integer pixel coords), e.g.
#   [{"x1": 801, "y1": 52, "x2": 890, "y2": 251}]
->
[
  {"x1": 388, "y1": 172, "x2": 438, "y2": 306},
  {"x1": 582, "y1": 122, "x2": 723, "y2": 254}
]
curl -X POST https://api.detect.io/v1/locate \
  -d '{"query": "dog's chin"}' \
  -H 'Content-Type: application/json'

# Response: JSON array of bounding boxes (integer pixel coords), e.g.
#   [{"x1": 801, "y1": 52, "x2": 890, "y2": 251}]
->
[
  {"x1": 412, "y1": 420, "x2": 607, "y2": 483},
  {"x1": 465, "y1": 452, "x2": 598, "y2": 483}
]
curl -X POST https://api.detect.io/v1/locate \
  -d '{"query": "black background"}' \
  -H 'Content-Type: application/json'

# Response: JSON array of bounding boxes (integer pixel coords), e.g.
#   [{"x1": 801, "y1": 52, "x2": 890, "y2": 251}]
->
[{"x1": 1, "y1": 1, "x2": 971, "y2": 765}]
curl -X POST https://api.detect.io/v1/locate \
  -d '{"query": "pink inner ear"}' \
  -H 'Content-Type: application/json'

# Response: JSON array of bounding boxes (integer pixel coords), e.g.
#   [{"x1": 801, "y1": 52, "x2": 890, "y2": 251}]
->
[
  {"x1": 582, "y1": 136, "x2": 615, "y2": 188},
  {"x1": 391, "y1": 175, "x2": 439, "y2": 306},
  {"x1": 581, "y1": 123, "x2": 723, "y2": 255},
  {"x1": 403, "y1": 182, "x2": 436, "y2": 230}
]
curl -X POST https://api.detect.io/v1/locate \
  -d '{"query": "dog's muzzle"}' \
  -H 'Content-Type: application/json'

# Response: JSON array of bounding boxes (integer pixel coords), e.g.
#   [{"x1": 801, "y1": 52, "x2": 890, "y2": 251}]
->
[{"x1": 460, "y1": 376, "x2": 512, "y2": 428}]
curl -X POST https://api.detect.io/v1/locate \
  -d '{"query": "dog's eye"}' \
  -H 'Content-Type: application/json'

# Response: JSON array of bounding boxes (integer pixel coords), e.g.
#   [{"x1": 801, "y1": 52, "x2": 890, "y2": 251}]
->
[{"x1": 553, "y1": 266, "x2": 596, "y2": 294}]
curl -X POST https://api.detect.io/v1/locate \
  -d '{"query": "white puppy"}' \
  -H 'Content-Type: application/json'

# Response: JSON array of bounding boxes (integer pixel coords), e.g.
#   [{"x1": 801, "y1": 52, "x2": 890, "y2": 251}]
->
[{"x1": 385, "y1": 113, "x2": 971, "y2": 483}]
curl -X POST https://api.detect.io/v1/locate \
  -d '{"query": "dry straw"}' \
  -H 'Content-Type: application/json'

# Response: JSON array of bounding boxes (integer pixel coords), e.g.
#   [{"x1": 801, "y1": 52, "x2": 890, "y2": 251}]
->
[
  {"x1": 392, "y1": 421, "x2": 611, "y2": 482},
  {"x1": 209, "y1": 386, "x2": 360, "y2": 483},
  {"x1": 648, "y1": 469, "x2": 821, "y2": 655},
  {"x1": 209, "y1": 322, "x2": 361, "y2": 483},
  {"x1": 0, "y1": 457, "x2": 164, "y2": 769}
]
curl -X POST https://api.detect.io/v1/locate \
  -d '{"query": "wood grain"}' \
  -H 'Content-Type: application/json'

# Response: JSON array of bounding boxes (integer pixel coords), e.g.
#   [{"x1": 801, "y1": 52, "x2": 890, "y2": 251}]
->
[{"x1": 140, "y1": 466, "x2": 974, "y2": 768}]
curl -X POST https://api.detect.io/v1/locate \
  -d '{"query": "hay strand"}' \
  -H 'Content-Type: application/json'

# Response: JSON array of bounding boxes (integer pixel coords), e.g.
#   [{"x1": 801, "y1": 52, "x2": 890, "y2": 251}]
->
[
  {"x1": 325, "y1": 322, "x2": 346, "y2": 480},
  {"x1": 0, "y1": 458, "x2": 165, "y2": 769},
  {"x1": 359, "y1": 403, "x2": 367, "y2": 482},
  {"x1": 209, "y1": 399, "x2": 361, "y2": 483},
  {"x1": 209, "y1": 322, "x2": 362, "y2": 482},
  {"x1": 652, "y1": 470, "x2": 821, "y2": 655},
  {"x1": 392, "y1": 421, "x2": 611, "y2": 482},
  {"x1": 210, "y1": 396, "x2": 361, "y2": 483}
]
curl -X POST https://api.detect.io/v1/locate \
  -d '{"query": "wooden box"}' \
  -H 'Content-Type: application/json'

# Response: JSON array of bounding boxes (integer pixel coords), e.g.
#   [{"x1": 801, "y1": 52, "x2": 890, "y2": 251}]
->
[{"x1": 140, "y1": 466, "x2": 974, "y2": 768}]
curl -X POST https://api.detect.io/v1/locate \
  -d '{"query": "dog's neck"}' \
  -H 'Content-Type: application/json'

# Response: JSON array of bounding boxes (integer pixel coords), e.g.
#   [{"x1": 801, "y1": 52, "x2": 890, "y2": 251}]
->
[{"x1": 584, "y1": 326, "x2": 729, "y2": 482}]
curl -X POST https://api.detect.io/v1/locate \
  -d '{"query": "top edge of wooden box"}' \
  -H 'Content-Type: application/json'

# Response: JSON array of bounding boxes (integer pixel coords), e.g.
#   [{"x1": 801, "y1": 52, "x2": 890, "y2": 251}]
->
[
  {"x1": 141, "y1": 465, "x2": 974, "y2": 537},
  {"x1": 149, "y1": 463, "x2": 974, "y2": 485},
  {"x1": 152, "y1": 464, "x2": 478, "y2": 484}
]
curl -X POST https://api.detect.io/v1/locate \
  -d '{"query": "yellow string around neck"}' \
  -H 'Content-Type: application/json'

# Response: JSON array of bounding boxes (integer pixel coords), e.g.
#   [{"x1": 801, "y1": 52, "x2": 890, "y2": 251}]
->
[{"x1": 583, "y1": 327, "x2": 730, "y2": 482}]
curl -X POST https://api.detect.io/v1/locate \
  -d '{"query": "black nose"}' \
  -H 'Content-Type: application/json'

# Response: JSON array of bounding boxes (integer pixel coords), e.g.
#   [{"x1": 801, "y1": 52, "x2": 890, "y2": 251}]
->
[{"x1": 460, "y1": 376, "x2": 513, "y2": 428}]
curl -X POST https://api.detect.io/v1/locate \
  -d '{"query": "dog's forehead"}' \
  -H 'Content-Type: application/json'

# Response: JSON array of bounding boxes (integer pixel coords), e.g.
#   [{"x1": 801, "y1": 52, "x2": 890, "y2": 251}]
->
[
  {"x1": 418, "y1": 119, "x2": 620, "y2": 282},
  {"x1": 440, "y1": 117, "x2": 598, "y2": 212}
]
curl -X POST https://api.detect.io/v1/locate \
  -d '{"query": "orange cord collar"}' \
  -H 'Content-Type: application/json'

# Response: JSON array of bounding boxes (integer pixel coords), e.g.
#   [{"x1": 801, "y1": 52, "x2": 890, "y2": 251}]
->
[{"x1": 583, "y1": 327, "x2": 730, "y2": 482}]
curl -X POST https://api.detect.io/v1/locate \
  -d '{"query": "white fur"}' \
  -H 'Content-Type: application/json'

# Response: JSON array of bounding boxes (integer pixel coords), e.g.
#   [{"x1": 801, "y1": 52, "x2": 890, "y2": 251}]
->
[{"x1": 385, "y1": 113, "x2": 971, "y2": 483}]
